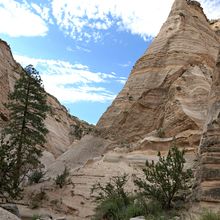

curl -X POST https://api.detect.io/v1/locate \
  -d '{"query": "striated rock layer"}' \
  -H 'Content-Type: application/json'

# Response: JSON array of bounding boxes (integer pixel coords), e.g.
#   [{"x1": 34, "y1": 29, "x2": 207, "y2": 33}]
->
[
  {"x1": 97, "y1": 0, "x2": 220, "y2": 205},
  {"x1": 98, "y1": 0, "x2": 219, "y2": 142},
  {"x1": 1, "y1": 0, "x2": 220, "y2": 217},
  {"x1": 0, "y1": 39, "x2": 94, "y2": 158},
  {"x1": 199, "y1": 49, "x2": 220, "y2": 204}
]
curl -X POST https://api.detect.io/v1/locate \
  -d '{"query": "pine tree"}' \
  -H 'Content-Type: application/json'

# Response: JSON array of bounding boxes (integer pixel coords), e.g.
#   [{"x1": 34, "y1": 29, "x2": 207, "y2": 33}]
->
[
  {"x1": 0, "y1": 65, "x2": 49, "y2": 199},
  {"x1": 134, "y1": 145, "x2": 193, "y2": 209}
]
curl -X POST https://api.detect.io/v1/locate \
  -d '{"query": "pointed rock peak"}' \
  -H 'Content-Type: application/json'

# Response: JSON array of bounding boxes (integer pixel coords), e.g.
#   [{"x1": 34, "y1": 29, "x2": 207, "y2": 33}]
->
[
  {"x1": 170, "y1": 0, "x2": 208, "y2": 21},
  {"x1": 186, "y1": 0, "x2": 201, "y2": 7},
  {"x1": 97, "y1": 0, "x2": 220, "y2": 145},
  {"x1": 172, "y1": 0, "x2": 201, "y2": 8}
]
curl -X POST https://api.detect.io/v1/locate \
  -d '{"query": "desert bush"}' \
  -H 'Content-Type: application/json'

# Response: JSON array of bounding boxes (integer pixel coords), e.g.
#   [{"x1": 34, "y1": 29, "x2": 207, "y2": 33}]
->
[
  {"x1": 157, "y1": 128, "x2": 165, "y2": 138},
  {"x1": 200, "y1": 210, "x2": 220, "y2": 220},
  {"x1": 91, "y1": 174, "x2": 146, "y2": 220},
  {"x1": 31, "y1": 214, "x2": 41, "y2": 220},
  {"x1": 28, "y1": 169, "x2": 45, "y2": 184},
  {"x1": 55, "y1": 167, "x2": 70, "y2": 188},
  {"x1": 134, "y1": 145, "x2": 193, "y2": 209},
  {"x1": 92, "y1": 174, "x2": 129, "y2": 204}
]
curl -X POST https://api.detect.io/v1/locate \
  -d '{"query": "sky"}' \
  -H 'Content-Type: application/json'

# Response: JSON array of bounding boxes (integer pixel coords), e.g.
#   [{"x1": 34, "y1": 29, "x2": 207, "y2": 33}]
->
[{"x1": 0, "y1": 0, "x2": 220, "y2": 124}]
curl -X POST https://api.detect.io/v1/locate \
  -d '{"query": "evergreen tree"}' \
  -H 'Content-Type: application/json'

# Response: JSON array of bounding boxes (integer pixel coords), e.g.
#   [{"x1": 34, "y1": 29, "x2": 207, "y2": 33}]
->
[
  {"x1": 134, "y1": 145, "x2": 193, "y2": 209},
  {"x1": 0, "y1": 65, "x2": 49, "y2": 199}
]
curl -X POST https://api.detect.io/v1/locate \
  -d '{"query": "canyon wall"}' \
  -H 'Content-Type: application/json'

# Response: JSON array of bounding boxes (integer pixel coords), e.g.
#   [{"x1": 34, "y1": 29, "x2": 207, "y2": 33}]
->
[
  {"x1": 97, "y1": 0, "x2": 220, "y2": 146},
  {"x1": 0, "y1": 39, "x2": 94, "y2": 158},
  {"x1": 97, "y1": 0, "x2": 220, "y2": 205}
]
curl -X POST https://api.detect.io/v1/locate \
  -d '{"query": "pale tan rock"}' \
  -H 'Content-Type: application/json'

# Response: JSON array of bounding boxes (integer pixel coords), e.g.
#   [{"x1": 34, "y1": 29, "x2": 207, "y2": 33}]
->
[
  {"x1": 46, "y1": 135, "x2": 110, "y2": 177},
  {"x1": 1, "y1": 0, "x2": 220, "y2": 218},
  {"x1": 96, "y1": 0, "x2": 220, "y2": 209},
  {"x1": 97, "y1": 0, "x2": 220, "y2": 148},
  {"x1": 130, "y1": 217, "x2": 145, "y2": 220},
  {"x1": 210, "y1": 19, "x2": 220, "y2": 36},
  {"x1": 199, "y1": 49, "x2": 220, "y2": 204},
  {"x1": 0, "y1": 39, "x2": 20, "y2": 128},
  {"x1": 0, "y1": 207, "x2": 20, "y2": 220}
]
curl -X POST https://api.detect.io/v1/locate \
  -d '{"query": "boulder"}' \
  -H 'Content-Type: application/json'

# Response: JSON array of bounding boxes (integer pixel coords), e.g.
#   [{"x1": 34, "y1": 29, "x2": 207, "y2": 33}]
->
[
  {"x1": 0, "y1": 207, "x2": 21, "y2": 220},
  {"x1": 0, "y1": 204, "x2": 20, "y2": 218},
  {"x1": 130, "y1": 216, "x2": 145, "y2": 220}
]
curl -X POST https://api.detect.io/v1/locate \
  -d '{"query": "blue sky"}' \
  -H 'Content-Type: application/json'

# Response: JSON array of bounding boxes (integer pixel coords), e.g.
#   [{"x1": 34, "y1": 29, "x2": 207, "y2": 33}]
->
[{"x1": 0, "y1": 0, "x2": 220, "y2": 124}]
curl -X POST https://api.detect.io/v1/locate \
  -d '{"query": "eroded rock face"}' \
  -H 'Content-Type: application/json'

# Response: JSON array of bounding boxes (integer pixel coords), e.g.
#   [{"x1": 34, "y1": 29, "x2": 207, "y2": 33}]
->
[
  {"x1": 0, "y1": 39, "x2": 94, "y2": 158},
  {"x1": 199, "y1": 50, "x2": 220, "y2": 203},
  {"x1": 0, "y1": 207, "x2": 20, "y2": 220},
  {"x1": 97, "y1": 0, "x2": 220, "y2": 206},
  {"x1": 0, "y1": 40, "x2": 20, "y2": 127},
  {"x1": 97, "y1": 0, "x2": 220, "y2": 149},
  {"x1": 1, "y1": 0, "x2": 220, "y2": 218}
]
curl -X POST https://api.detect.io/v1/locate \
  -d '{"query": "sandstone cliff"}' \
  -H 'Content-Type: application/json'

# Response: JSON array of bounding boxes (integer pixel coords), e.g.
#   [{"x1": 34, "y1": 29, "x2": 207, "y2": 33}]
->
[
  {"x1": 1, "y1": 0, "x2": 220, "y2": 219},
  {"x1": 0, "y1": 39, "x2": 94, "y2": 158},
  {"x1": 199, "y1": 49, "x2": 220, "y2": 204},
  {"x1": 97, "y1": 0, "x2": 220, "y2": 206},
  {"x1": 98, "y1": 0, "x2": 220, "y2": 147},
  {"x1": 40, "y1": 0, "x2": 220, "y2": 218}
]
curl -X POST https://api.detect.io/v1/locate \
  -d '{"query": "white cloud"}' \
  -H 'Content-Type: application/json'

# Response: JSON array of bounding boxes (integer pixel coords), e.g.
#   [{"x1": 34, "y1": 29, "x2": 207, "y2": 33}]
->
[
  {"x1": 116, "y1": 80, "x2": 126, "y2": 84},
  {"x1": 0, "y1": 0, "x2": 219, "y2": 41},
  {"x1": 51, "y1": 0, "x2": 220, "y2": 42},
  {"x1": 76, "y1": 45, "x2": 91, "y2": 53},
  {"x1": 31, "y1": 3, "x2": 54, "y2": 24},
  {"x1": 51, "y1": 0, "x2": 174, "y2": 41},
  {"x1": 0, "y1": 0, "x2": 48, "y2": 37},
  {"x1": 198, "y1": 0, "x2": 220, "y2": 19},
  {"x1": 14, "y1": 54, "x2": 120, "y2": 103},
  {"x1": 119, "y1": 61, "x2": 131, "y2": 68},
  {"x1": 116, "y1": 77, "x2": 127, "y2": 85},
  {"x1": 1, "y1": 0, "x2": 219, "y2": 41}
]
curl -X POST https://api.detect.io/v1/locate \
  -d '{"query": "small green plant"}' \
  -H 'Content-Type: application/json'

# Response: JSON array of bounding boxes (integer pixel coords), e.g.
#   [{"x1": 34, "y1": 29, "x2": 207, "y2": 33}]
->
[
  {"x1": 91, "y1": 174, "x2": 145, "y2": 220},
  {"x1": 134, "y1": 145, "x2": 193, "y2": 209},
  {"x1": 28, "y1": 169, "x2": 45, "y2": 184},
  {"x1": 200, "y1": 210, "x2": 220, "y2": 220},
  {"x1": 55, "y1": 167, "x2": 70, "y2": 188},
  {"x1": 91, "y1": 174, "x2": 129, "y2": 204},
  {"x1": 91, "y1": 174, "x2": 140, "y2": 220},
  {"x1": 31, "y1": 214, "x2": 41, "y2": 220},
  {"x1": 157, "y1": 128, "x2": 165, "y2": 138},
  {"x1": 91, "y1": 173, "x2": 178, "y2": 220}
]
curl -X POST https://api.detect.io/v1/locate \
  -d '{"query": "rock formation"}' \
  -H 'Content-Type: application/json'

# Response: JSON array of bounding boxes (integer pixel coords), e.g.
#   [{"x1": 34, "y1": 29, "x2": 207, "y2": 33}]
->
[
  {"x1": 0, "y1": 39, "x2": 94, "y2": 158},
  {"x1": 0, "y1": 207, "x2": 21, "y2": 220},
  {"x1": 199, "y1": 49, "x2": 220, "y2": 203},
  {"x1": 98, "y1": 0, "x2": 219, "y2": 146},
  {"x1": 0, "y1": 0, "x2": 220, "y2": 219},
  {"x1": 97, "y1": 0, "x2": 220, "y2": 206}
]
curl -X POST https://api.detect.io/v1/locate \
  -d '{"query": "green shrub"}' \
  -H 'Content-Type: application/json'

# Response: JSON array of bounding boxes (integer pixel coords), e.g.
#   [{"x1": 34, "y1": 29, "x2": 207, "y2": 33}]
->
[
  {"x1": 200, "y1": 210, "x2": 220, "y2": 220},
  {"x1": 134, "y1": 145, "x2": 193, "y2": 209},
  {"x1": 92, "y1": 197, "x2": 147, "y2": 220},
  {"x1": 55, "y1": 167, "x2": 70, "y2": 188},
  {"x1": 92, "y1": 196, "x2": 125, "y2": 220},
  {"x1": 157, "y1": 128, "x2": 165, "y2": 138},
  {"x1": 28, "y1": 169, "x2": 45, "y2": 184},
  {"x1": 31, "y1": 214, "x2": 41, "y2": 220},
  {"x1": 123, "y1": 201, "x2": 145, "y2": 219},
  {"x1": 91, "y1": 173, "x2": 178, "y2": 220},
  {"x1": 91, "y1": 174, "x2": 146, "y2": 220},
  {"x1": 91, "y1": 174, "x2": 129, "y2": 204}
]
